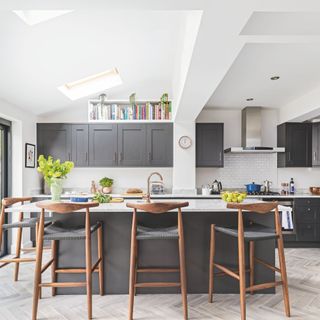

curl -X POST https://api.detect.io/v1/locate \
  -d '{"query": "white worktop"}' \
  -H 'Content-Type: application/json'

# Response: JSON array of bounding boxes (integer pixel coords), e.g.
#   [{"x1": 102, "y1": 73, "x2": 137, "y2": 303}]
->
[
  {"x1": 5, "y1": 199, "x2": 292, "y2": 213},
  {"x1": 30, "y1": 192, "x2": 320, "y2": 199}
]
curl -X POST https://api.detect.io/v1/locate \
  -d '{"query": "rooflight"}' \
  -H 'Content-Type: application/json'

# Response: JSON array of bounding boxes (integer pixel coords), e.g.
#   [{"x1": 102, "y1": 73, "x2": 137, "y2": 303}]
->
[
  {"x1": 13, "y1": 10, "x2": 73, "y2": 26},
  {"x1": 58, "y1": 68, "x2": 122, "y2": 100}
]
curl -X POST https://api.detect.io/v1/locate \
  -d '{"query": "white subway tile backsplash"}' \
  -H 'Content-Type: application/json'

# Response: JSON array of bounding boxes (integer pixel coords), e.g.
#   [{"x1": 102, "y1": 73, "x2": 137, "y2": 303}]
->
[{"x1": 196, "y1": 153, "x2": 277, "y2": 189}]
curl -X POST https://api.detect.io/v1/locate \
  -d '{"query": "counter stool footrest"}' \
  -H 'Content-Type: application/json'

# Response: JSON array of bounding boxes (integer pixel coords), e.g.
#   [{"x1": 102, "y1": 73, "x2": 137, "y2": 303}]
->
[
  {"x1": 215, "y1": 268, "x2": 250, "y2": 277},
  {"x1": 91, "y1": 258, "x2": 102, "y2": 273},
  {"x1": 135, "y1": 282, "x2": 181, "y2": 288},
  {"x1": 255, "y1": 257, "x2": 281, "y2": 273},
  {"x1": 39, "y1": 282, "x2": 87, "y2": 288},
  {"x1": 21, "y1": 247, "x2": 51, "y2": 252},
  {"x1": 137, "y1": 268, "x2": 180, "y2": 273},
  {"x1": 0, "y1": 257, "x2": 35, "y2": 263},
  {"x1": 215, "y1": 263, "x2": 240, "y2": 280},
  {"x1": 41, "y1": 259, "x2": 54, "y2": 274},
  {"x1": 55, "y1": 268, "x2": 99, "y2": 274},
  {"x1": 246, "y1": 281, "x2": 283, "y2": 293}
]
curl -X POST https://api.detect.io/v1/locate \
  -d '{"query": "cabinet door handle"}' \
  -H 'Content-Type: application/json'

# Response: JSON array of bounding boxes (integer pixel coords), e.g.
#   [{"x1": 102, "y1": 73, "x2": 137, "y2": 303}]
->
[
  {"x1": 85, "y1": 152, "x2": 88, "y2": 162},
  {"x1": 68, "y1": 153, "x2": 71, "y2": 161},
  {"x1": 314, "y1": 151, "x2": 317, "y2": 161},
  {"x1": 120, "y1": 152, "x2": 123, "y2": 161},
  {"x1": 148, "y1": 152, "x2": 152, "y2": 162},
  {"x1": 288, "y1": 151, "x2": 291, "y2": 161},
  {"x1": 114, "y1": 152, "x2": 117, "y2": 162},
  {"x1": 219, "y1": 152, "x2": 222, "y2": 161}
]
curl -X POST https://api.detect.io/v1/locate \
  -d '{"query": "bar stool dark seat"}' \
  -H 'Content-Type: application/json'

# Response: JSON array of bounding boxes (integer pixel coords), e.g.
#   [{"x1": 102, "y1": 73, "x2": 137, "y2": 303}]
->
[
  {"x1": 126, "y1": 201, "x2": 189, "y2": 320},
  {"x1": 32, "y1": 201, "x2": 104, "y2": 320},
  {"x1": 208, "y1": 202, "x2": 290, "y2": 320},
  {"x1": 0, "y1": 197, "x2": 52, "y2": 281}
]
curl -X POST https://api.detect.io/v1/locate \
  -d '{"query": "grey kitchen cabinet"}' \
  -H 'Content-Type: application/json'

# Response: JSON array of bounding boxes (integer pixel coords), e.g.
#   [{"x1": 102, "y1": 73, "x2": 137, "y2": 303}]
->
[
  {"x1": 146, "y1": 123, "x2": 173, "y2": 167},
  {"x1": 294, "y1": 199, "x2": 320, "y2": 242},
  {"x1": 277, "y1": 122, "x2": 312, "y2": 168},
  {"x1": 37, "y1": 124, "x2": 72, "y2": 162},
  {"x1": 89, "y1": 124, "x2": 117, "y2": 167},
  {"x1": 117, "y1": 124, "x2": 147, "y2": 166},
  {"x1": 196, "y1": 123, "x2": 224, "y2": 167},
  {"x1": 72, "y1": 124, "x2": 89, "y2": 167},
  {"x1": 312, "y1": 123, "x2": 320, "y2": 166}
]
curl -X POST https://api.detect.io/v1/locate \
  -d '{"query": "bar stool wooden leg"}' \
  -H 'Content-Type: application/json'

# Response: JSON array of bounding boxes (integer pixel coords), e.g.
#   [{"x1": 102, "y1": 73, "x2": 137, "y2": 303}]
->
[
  {"x1": 32, "y1": 210, "x2": 45, "y2": 320},
  {"x1": 35, "y1": 222, "x2": 42, "y2": 299},
  {"x1": 128, "y1": 210, "x2": 137, "y2": 320},
  {"x1": 51, "y1": 240, "x2": 57, "y2": 296},
  {"x1": 249, "y1": 241, "x2": 255, "y2": 295},
  {"x1": 14, "y1": 226, "x2": 23, "y2": 281},
  {"x1": 134, "y1": 240, "x2": 138, "y2": 296},
  {"x1": 85, "y1": 209, "x2": 93, "y2": 320},
  {"x1": 97, "y1": 225, "x2": 104, "y2": 296},
  {"x1": 208, "y1": 224, "x2": 215, "y2": 303},
  {"x1": 238, "y1": 210, "x2": 246, "y2": 320},
  {"x1": 178, "y1": 208, "x2": 188, "y2": 320}
]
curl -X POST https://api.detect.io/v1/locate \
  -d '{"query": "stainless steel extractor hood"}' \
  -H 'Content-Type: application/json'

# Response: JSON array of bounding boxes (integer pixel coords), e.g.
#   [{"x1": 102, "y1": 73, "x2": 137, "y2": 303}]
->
[{"x1": 224, "y1": 107, "x2": 285, "y2": 153}]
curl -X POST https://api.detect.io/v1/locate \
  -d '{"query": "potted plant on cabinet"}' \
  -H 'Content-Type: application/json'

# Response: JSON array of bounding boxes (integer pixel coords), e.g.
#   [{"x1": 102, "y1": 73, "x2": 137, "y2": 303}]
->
[
  {"x1": 99, "y1": 177, "x2": 114, "y2": 194},
  {"x1": 37, "y1": 155, "x2": 74, "y2": 201}
]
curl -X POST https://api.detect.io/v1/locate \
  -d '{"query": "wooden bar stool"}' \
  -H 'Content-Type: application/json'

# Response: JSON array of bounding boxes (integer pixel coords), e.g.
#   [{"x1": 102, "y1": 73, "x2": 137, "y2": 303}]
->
[
  {"x1": 0, "y1": 197, "x2": 51, "y2": 281},
  {"x1": 208, "y1": 202, "x2": 290, "y2": 320},
  {"x1": 126, "y1": 201, "x2": 189, "y2": 320},
  {"x1": 32, "y1": 201, "x2": 104, "y2": 320}
]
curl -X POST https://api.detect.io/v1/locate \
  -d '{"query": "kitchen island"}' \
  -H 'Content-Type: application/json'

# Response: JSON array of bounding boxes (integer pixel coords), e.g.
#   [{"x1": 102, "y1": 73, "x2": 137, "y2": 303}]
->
[{"x1": 6, "y1": 199, "x2": 291, "y2": 295}]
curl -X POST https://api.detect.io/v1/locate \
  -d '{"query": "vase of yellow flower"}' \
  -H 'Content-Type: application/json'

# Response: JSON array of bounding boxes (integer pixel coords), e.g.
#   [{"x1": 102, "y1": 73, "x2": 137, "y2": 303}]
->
[{"x1": 37, "y1": 155, "x2": 74, "y2": 201}]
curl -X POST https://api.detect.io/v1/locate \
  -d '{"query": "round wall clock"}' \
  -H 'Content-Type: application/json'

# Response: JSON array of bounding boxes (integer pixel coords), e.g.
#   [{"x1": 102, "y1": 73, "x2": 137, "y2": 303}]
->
[{"x1": 178, "y1": 136, "x2": 192, "y2": 149}]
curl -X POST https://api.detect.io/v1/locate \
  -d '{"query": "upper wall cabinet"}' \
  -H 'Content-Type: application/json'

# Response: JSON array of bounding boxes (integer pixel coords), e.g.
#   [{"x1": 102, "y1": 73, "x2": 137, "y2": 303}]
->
[
  {"x1": 312, "y1": 123, "x2": 320, "y2": 166},
  {"x1": 277, "y1": 122, "x2": 312, "y2": 168},
  {"x1": 196, "y1": 123, "x2": 224, "y2": 167},
  {"x1": 37, "y1": 123, "x2": 173, "y2": 168},
  {"x1": 117, "y1": 124, "x2": 147, "y2": 167},
  {"x1": 89, "y1": 124, "x2": 118, "y2": 167},
  {"x1": 37, "y1": 124, "x2": 72, "y2": 163},
  {"x1": 147, "y1": 123, "x2": 173, "y2": 167},
  {"x1": 72, "y1": 124, "x2": 89, "y2": 167}
]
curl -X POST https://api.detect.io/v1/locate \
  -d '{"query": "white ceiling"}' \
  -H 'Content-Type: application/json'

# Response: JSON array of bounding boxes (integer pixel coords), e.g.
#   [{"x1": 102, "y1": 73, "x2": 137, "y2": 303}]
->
[
  {"x1": 0, "y1": 10, "x2": 186, "y2": 115},
  {"x1": 207, "y1": 42, "x2": 320, "y2": 109}
]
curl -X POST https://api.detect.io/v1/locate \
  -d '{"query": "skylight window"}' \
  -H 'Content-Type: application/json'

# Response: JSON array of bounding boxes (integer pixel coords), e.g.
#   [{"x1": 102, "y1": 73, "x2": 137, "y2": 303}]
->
[
  {"x1": 13, "y1": 10, "x2": 73, "y2": 26},
  {"x1": 58, "y1": 68, "x2": 122, "y2": 100}
]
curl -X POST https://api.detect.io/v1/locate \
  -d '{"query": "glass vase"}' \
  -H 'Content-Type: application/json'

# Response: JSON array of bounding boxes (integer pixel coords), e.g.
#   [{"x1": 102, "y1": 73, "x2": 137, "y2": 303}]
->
[{"x1": 50, "y1": 178, "x2": 64, "y2": 201}]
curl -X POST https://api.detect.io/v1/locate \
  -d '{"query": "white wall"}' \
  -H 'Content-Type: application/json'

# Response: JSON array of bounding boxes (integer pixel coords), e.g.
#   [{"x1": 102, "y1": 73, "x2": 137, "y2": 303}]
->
[
  {"x1": 196, "y1": 107, "x2": 320, "y2": 191},
  {"x1": 0, "y1": 98, "x2": 40, "y2": 251}
]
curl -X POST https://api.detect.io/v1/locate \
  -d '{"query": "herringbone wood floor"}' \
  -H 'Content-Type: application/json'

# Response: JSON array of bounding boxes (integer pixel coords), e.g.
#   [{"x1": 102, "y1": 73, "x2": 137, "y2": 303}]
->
[{"x1": 0, "y1": 248, "x2": 319, "y2": 320}]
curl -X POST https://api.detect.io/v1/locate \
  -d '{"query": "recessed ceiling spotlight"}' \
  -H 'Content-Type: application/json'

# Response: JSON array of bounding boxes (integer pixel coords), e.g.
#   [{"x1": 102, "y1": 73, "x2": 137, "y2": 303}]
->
[
  {"x1": 270, "y1": 76, "x2": 280, "y2": 80},
  {"x1": 246, "y1": 98, "x2": 254, "y2": 101}
]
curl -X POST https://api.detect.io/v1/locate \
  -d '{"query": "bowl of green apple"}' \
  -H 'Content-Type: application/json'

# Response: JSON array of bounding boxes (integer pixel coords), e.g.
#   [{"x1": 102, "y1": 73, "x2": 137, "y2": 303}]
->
[{"x1": 221, "y1": 191, "x2": 247, "y2": 203}]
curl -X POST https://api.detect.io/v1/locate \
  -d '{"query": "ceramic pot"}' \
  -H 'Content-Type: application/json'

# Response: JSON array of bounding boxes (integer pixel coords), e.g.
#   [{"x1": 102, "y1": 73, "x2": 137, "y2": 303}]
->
[
  {"x1": 50, "y1": 178, "x2": 64, "y2": 201},
  {"x1": 102, "y1": 186, "x2": 112, "y2": 194}
]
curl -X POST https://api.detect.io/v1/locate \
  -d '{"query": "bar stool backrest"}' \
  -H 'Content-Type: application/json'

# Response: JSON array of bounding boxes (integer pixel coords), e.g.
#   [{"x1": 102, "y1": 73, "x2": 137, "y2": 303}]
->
[
  {"x1": 36, "y1": 201, "x2": 99, "y2": 214},
  {"x1": 2, "y1": 197, "x2": 32, "y2": 207},
  {"x1": 126, "y1": 201, "x2": 189, "y2": 214},
  {"x1": 227, "y1": 202, "x2": 278, "y2": 214}
]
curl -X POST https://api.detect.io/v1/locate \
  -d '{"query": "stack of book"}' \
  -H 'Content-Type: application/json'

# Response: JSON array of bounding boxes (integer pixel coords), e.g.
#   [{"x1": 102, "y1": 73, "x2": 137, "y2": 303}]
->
[{"x1": 89, "y1": 101, "x2": 172, "y2": 121}]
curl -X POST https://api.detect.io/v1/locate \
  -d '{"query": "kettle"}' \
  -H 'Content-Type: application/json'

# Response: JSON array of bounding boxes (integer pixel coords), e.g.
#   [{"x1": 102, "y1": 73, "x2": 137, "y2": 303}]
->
[{"x1": 211, "y1": 180, "x2": 222, "y2": 194}]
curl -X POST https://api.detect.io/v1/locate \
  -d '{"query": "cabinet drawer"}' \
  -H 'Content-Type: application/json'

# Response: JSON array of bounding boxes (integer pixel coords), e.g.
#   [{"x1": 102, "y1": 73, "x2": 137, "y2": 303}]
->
[
  {"x1": 296, "y1": 223, "x2": 318, "y2": 241},
  {"x1": 294, "y1": 198, "x2": 320, "y2": 207},
  {"x1": 295, "y1": 206, "x2": 317, "y2": 223}
]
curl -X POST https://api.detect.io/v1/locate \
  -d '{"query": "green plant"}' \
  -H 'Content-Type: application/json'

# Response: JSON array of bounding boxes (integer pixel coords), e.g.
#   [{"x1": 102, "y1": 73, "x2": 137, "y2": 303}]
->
[
  {"x1": 92, "y1": 192, "x2": 111, "y2": 203},
  {"x1": 37, "y1": 155, "x2": 74, "y2": 186},
  {"x1": 99, "y1": 177, "x2": 114, "y2": 188}
]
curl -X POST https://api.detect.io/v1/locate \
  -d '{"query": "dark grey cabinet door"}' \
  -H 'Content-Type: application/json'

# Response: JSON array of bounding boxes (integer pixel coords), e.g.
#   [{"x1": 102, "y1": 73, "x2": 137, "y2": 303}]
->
[
  {"x1": 196, "y1": 123, "x2": 224, "y2": 167},
  {"x1": 89, "y1": 124, "x2": 117, "y2": 166},
  {"x1": 312, "y1": 123, "x2": 320, "y2": 166},
  {"x1": 277, "y1": 123, "x2": 311, "y2": 167},
  {"x1": 72, "y1": 125, "x2": 89, "y2": 167},
  {"x1": 146, "y1": 124, "x2": 173, "y2": 167},
  {"x1": 118, "y1": 124, "x2": 146, "y2": 166},
  {"x1": 37, "y1": 124, "x2": 72, "y2": 162}
]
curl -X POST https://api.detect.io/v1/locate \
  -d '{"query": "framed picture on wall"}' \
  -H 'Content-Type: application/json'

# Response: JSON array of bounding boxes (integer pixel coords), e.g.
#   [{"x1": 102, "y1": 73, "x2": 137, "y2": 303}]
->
[{"x1": 25, "y1": 143, "x2": 36, "y2": 168}]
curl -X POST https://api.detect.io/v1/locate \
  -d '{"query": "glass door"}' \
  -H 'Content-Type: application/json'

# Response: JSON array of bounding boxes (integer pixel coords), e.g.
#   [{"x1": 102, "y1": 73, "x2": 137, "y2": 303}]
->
[{"x1": 0, "y1": 123, "x2": 9, "y2": 257}]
